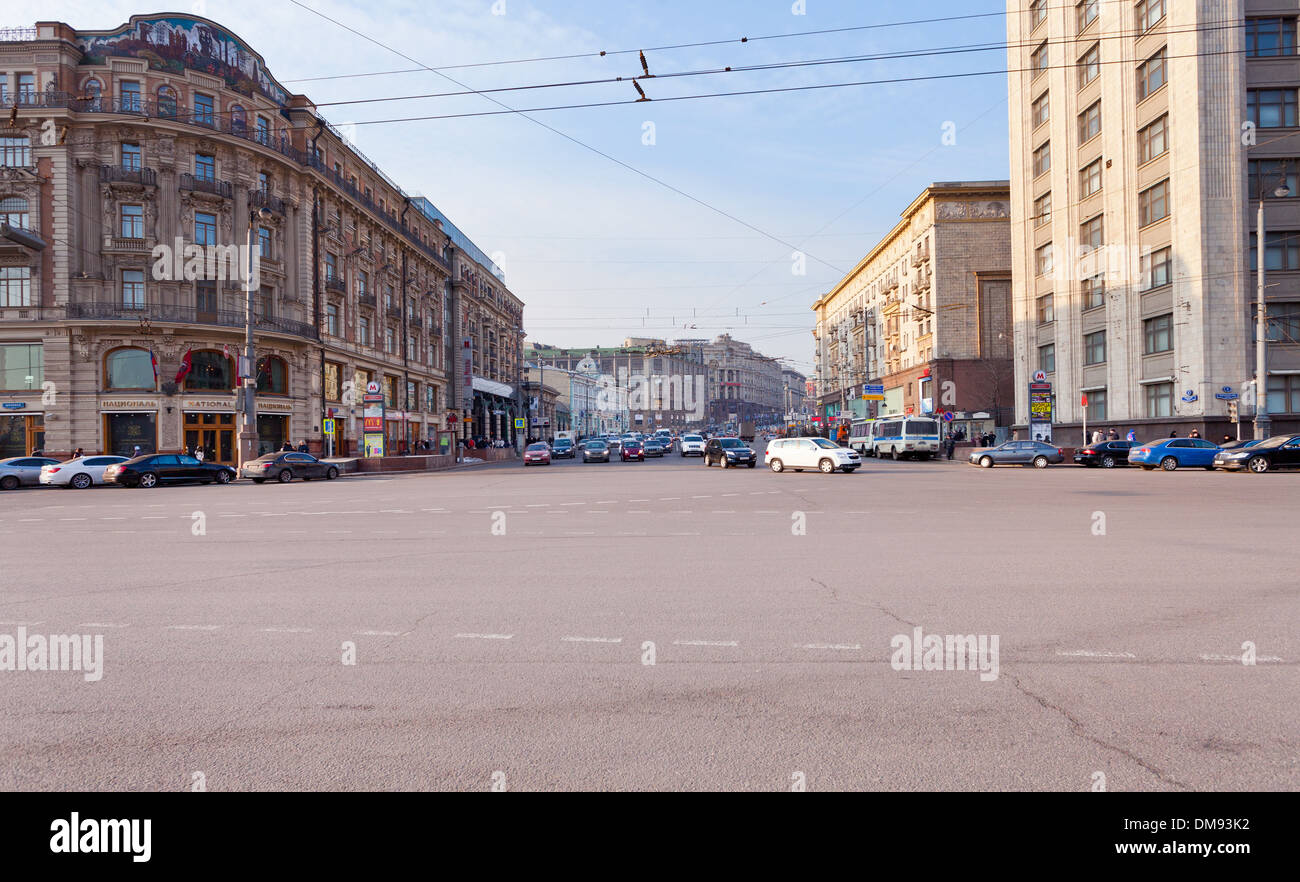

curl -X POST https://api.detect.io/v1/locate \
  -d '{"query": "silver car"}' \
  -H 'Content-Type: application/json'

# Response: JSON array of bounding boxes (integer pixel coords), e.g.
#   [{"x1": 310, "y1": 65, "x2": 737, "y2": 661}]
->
[
  {"x1": 968, "y1": 440, "x2": 1064, "y2": 469},
  {"x1": 0, "y1": 456, "x2": 61, "y2": 490}
]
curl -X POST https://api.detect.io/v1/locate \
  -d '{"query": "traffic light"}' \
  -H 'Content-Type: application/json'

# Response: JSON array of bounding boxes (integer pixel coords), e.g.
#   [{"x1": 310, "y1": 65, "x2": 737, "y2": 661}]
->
[{"x1": 1228, "y1": 400, "x2": 1238, "y2": 423}]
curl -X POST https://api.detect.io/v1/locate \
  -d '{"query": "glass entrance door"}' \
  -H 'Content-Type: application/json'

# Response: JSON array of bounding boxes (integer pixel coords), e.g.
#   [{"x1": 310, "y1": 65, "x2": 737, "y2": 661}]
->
[{"x1": 183, "y1": 412, "x2": 235, "y2": 464}]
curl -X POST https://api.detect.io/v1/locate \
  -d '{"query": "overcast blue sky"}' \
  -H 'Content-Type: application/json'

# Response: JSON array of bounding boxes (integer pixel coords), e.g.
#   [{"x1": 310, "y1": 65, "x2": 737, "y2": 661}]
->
[{"x1": 20, "y1": 0, "x2": 1014, "y2": 371}]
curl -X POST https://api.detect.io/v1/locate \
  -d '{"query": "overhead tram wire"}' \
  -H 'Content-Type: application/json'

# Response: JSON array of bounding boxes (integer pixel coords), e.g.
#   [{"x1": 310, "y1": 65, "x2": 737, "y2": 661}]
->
[{"x1": 286, "y1": 0, "x2": 850, "y2": 276}]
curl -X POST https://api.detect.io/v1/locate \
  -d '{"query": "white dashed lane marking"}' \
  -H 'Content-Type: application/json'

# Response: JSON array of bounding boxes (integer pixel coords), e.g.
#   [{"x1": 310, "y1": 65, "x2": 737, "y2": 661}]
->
[
  {"x1": 797, "y1": 643, "x2": 862, "y2": 651},
  {"x1": 455, "y1": 633, "x2": 513, "y2": 640},
  {"x1": 166, "y1": 625, "x2": 221, "y2": 631},
  {"x1": 261, "y1": 627, "x2": 313, "y2": 634},
  {"x1": 78, "y1": 622, "x2": 129, "y2": 629},
  {"x1": 1056, "y1": 650, "x2": 1136, "y2": 658},
  {"x1": 562, "y1": 636, "x2": 623, "y2": 644},
  {"x1": 673, "y1": 639, "x2": 739, "y2": 647}
]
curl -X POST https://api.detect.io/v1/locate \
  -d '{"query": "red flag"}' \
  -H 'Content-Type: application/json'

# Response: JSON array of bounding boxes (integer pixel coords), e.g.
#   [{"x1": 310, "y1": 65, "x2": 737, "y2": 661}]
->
[
  {"x1": 174, "y1": 350, "x2": 193, "y2": 384},
  {"x1": 1081, "y1": 393, "x2": 1089, "y2": 408},
  {"x1": 150, "y1": 351, "x2": 158, "y2": 385}
]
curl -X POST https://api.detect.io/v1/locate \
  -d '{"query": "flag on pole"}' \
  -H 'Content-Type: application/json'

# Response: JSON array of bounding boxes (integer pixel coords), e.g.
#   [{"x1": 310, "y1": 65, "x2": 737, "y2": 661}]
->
[
  {"x1": 150, "y1": 351, "x2": 158, "y2": 385},
  {"x1": 174, "y1": 349, "x2": 193, "y2": 384}
]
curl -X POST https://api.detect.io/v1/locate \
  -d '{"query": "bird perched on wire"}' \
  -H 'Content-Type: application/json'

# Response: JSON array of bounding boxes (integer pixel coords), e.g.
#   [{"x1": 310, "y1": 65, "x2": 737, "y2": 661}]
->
[
  {"x1": 634, "y1": 81, "x2": 650, "y2": 102},
  {"x1": 640, "y1": 50, "x2": 653, "y2": 77}
]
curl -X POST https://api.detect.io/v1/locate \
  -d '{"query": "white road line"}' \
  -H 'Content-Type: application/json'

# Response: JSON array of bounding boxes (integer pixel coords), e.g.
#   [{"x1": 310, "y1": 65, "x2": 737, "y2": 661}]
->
[
  {"x1": 629, "y1": 498, "x2": 650, "y2": 502},
  {"x1": 673, "y1": 640, "x2": 739, "y2": 647},
  {"x1": 422, "y1": 508, "x2": 450, "y2": 512},
  {"x1": 670, "y1": 511, "x2": 695, "y2": 515},
  {"x1": 108, "y1": 530, "x2": 138, "y2": 534},
  {"x1": 659, "y1": 497, "x2": 680, "y2": 501},
  {"x1": 756, "y1": 510, "x2": 780, "y2": 514},
  {"x1": 595, "y1": 500, "x2": 618, "y2": 504},
  {"x1": 1055, "y1": 650, "x2": 1136, "y2": 658},
  {"x1": 166, "y1": 624, "x2": 221, "y2": 631},
  {"x1": 1200, "y1": 653, "x2": 1283, "y2": 662},
  {"x1": 455, "y1": 633, "x2": 513, "y2": 640},
  {"x1": 379, "y1": 509, "x2": 412, "y2": 513},
  {"x1": 797, "y1": 643, "x2": 861, "y2": 651},
  {"x1": 667, "y1": 531, "x2": 701, "y2": 536},
  {"x1": 78, "y1": 622, "x2": 129, "y2": 629},
  {"x1": 18, "y1": 518, "x2": 43, "y2": 522},
  {"x1": 566, "y1": 531, "x2": 597, "y2": 535},
  {"x1": 628, "y1": 510, "x2": 650, "y2": 514},
  {"x1": 712, "y1": 510, "x2": 736, "y2": 514},
  {"x1": 218, "y1": 514, "x2": 246, "y2": 518},
  {"x1": 359, "y1": 630, "x2": 403, "y2": 636},
  {"x1": 722, "y1": 493, "x2": 739, "y2": 497},
  {"x1": 140, "y1": 516, "x2": 167, "y2": 520},
  {"x1": 100, "y1": 517, "x2": 126, "y2": 521},
  {"x1": 691, "y1": 495, "x2": 711, "y2": 499},
  {"x1": 561, "y1": 502, "x2": 585, "y2": 507},
  {"x1": 562, "y1": 636, "x2": 623, "y2": 644},
  {"x1": 526, "y1": 504, "x2": 550, "y2": 508},
  {"x1": 326, "y1": 530, "x2": 353, "y2": 534},
  {"x1": 0, "y1": 620, "x2": 43, "y2": 626},
  {"x1": 261, "y1": 627, "x2": 313, "y2": 634},
  {"x1": 57, "y1": 517, "x2": 87, "y2": 521}
]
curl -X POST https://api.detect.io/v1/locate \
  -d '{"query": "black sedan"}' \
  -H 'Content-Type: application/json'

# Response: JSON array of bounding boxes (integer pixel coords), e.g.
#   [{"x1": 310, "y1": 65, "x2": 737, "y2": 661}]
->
[
  {"x1": 551, "y1": 439, "x2": 576, "y2": 459},
  {"x1": 704, "y1": 437, "x2": 757, "y2": 468},
  {"x1": 643, "y1": 440, "x2": 666, "y2": 457},
  {"x1": 582, "y1": 440, "x2": 611, "y2": 463},
  {"x1": 1213, "y1": 434, "x2": 1300, "y2": 473},
  {"x1": 103, "y1": 453, "x2": 236, "y2": 488},
  {"x1": 1073, "y1": 440, "x2": 1136, "y2": 468},
  {"x1": 241, "y1": 452, "x2": 341, "y2": 483}
]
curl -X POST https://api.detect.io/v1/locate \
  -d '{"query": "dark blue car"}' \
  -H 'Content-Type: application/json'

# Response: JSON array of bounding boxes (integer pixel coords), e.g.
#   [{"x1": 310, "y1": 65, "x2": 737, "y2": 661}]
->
[{"x1": 1127, "y1": 437, "x2": 1221, "y2": 471}]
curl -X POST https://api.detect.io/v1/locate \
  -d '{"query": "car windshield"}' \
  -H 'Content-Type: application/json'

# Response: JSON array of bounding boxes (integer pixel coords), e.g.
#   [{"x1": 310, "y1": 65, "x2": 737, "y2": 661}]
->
[
  {"x1": 585, "y1": 442, "x2": 606, "y2": 449},
  {"x1": 684, "y1": 435, "x2": 702, "y2": 442},
  {"x1": 554, "y1": 439, "x2": 571, "y2": 446},
  {"x1": 527, "y1": 443, "x2": 548, "y2": 451},
  {"x1": 719, "y1": 439, "x2": 745, "y2": 448},
  {"x1": 811, "y1": 438, "x2": 838, "y2": 449}
]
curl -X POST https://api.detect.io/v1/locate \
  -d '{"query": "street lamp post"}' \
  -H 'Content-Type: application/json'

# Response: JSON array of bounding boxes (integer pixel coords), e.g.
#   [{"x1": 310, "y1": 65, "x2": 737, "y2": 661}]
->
[
  {"x1": 1255, "y1": 180, "x2": 1291, "y2": 439},
  {"x1": 239, "y1": 208, "x2": 273, "y2": 467}
]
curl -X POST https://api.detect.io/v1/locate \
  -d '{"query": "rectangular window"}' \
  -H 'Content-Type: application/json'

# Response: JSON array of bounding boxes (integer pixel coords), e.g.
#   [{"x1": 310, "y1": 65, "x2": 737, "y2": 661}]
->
[
  {"x1": 1083, "y1": 331, "x2": 1107, "y2": 365},
  {"x1": 324, "y1": 362, "x2": 341, "y2": 402},
  {"x1": 1137, "y1": 47, "x2": 1167, "y2": 101},
  {"x1": 385, "y1": 328, "x2": 395, "y2": 354},
  {"x1": 1248, "y1": 89, "x2": 1298, "y2": 128},
  {"x1": 256, "y1": 116, "x2": 271, "y2": 145},
  {"x1": 1078, "y1": 100, "x2": 1102, "y2": 143},
  {"x1": 1142, "y1": 246, "x2": 1173, "y2": 290},
  {"x1": 1144, "y1": 313, "x2": 1173, "y2": 354},
  {"x1": 1034, "y1": 191, "x2": 1052, "y2": 227},
  {"x1": 122, "y1": 269, "x2": 145, "y2": 309},
  {"x1": 1145, "y1": 381, "x2": 1174, "y2": 418},
  {"x1": 359, "y1": 315, "x2": 371, "y2": 346},
  {"x1": 1078, "y1": 43, "x2": 1101, "y2": 88},
  {"x1": 1250, "y1": 231, "x2": 1300, "y2": 271},
  {"x1": 1033, "y1": 142, "x2": 1051, "y2": 177},
  {"x1": 1080, "y1": 158, "x2": 1103, "y2": 197},
  {"x1": 1032, "y1": 92, "x2": 1050, "y2": 128},
  {"x1": 258, "y1": 226, "x2": 272, "y2": 259},
  {"x1": 1267, "y1": 375, "x2": 1300, "y2": 414},
  {"x1": 326, "y1": 303, "x2": 339, "y2": 336},
  {"x1": 1077, "y1": 0, "x2": 1099, "y2": 32},
  {"x1": 1031, "y1": 0, "x2": 1048, "y2": 29},
  {"x1": 1139, "y1": 180, "x2": 1170, "y2": 227},
  {"x1": 384, "y1": 376, "x2": 396, "y2": 409},
  {"x1": 0, "y1": 267, "x2": 32, "y2": 308},
  {"x1": 1037, "y1": 294, "x2": 1055, "y2": 325},
  {"x1": 120, "y1": 204, "x2": 144, "y2": 239},
  {"x1": 121, "y1": 143, "x2": 142, "y2": 170},
  {"x1": 193, "y1": 93, "x2": 215, "y2": 126},
  {"x1": 426, "y1": 384, "x2": 436, "y2": 412},
  {"x1": 0, "y1": 342, "x2": 42, "y2": 389},
  {"x1": 1032, "y1": 42, "x2": 1049, "y2": 77},
  {"x1": 1036, "y1": 242, "x2": 1055, "y2": 277},
  {"x1": 1137, "y1": 0, "x2": 1165, "y2": 32},
  {"x1": 1266, "y1": 302, "x2": 1300, "y2": 343},
  {"x1": 1082, "y1": 274, "x2": 1106, "y2": 309},
  {"x1": 1087, "y1": 388, "x2": 1108, "y2": 421},
  {"x1": 325, "y1": 253, "x2": 337, "y2": 280},
  {"x1": 1080, "y1": 215, "x2": 1103, "y2": 252},
  {"x1": 195, "y1": 153, "x2": 215, "y2": 182},
  {"x1": 0, "y1": 135, "x2": 32, "y2": 167},
  {"x1": 358, "y1": 270, "x2": 369, "y2": 298},
  {"x1": 1249, "y1": 159, "x2": 1299, "y2": 199},
  {"x1": 0, "y1": 196, "x2": 28, "y2": 230},
  {"x1": 1138, "y1": 115, "x2": 1168, "y2": 163},
  {"x1": 195, "y1": 212, "x2": 216, "y2": 247},
  {"x1": 17, "y1": 74, "x2": 35, "y2": 101},
  {"x1": 1038, "y1": 343, "x2": 1056, "y2": 374},
  {"x1": 1246, "y1": 17, "x2": 1298, "y2": 58},
  {"x1": 258, "y1": 171, "x2": 270, "y2": 194},
  {"x1": 120, "y1": 80, "x2": 141, "y2": 112}
]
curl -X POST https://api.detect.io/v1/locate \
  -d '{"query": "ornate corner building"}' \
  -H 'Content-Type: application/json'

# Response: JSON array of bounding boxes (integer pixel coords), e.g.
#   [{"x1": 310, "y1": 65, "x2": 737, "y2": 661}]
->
[{"x1": 0, "y1": 15, "x2": 523, "y2": 461}]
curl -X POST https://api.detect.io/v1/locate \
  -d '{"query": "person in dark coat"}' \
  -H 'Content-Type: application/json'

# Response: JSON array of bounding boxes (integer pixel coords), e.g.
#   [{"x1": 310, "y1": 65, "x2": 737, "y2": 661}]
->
[
  {"x1": 281, "y1": 441, "x2": 293, "y2": 452},
  {"x1": 297, "y1": 440, "x2": 309, "y2": 453}
]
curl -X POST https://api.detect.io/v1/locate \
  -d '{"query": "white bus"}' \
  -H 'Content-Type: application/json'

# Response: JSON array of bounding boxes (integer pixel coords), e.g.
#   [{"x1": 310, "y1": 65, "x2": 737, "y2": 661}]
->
[{"x1": 852, "y1": 414, "x2": 942, "y2": 460}]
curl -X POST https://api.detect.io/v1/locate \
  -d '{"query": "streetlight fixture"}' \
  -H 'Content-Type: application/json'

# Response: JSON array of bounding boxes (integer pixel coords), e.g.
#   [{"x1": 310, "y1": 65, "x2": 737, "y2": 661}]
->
[{"x1": 1255, "y1": 179, "x2": 1291, "y2": 440}]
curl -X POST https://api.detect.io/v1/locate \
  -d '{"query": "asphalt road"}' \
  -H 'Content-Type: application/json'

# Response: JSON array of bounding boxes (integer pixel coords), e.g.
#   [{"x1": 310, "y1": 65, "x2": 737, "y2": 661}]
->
[{"x1": 1, "y1": 445, "x2": 1297, "y2": 791}]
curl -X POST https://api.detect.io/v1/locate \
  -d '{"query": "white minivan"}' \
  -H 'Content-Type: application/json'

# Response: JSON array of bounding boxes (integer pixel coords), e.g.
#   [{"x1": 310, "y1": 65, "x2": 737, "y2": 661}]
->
[{"x1": 765, "y1": 437, "x2": 861, "y2": 474}]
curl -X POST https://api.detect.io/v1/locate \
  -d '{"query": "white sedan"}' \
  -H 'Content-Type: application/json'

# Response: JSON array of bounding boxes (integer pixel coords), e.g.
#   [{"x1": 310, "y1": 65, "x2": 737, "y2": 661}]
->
[
  {"x1": 39, "y1": 455, "x2": 129, "y2": 489},
  {"x1": 765, "y1": 437, "x2": 861, "y2": 474}
]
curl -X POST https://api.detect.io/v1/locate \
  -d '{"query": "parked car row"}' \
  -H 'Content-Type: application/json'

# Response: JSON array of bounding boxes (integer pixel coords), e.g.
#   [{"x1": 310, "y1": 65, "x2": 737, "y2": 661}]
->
[
  {"x1": 969, "y1": 434, "x2": 1300, "y2": 472},
  {"x1": 0, "y1": 451, "x2": 343, "y2": 490}
]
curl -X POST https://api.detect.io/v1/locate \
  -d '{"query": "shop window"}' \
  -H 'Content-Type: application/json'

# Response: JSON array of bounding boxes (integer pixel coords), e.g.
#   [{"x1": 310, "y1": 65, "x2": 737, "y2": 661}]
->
[
  {"x1": 256, "y1": 355, "x2": 289, "y2": 395},
  {"x1": 0, "y1": 342, "x2": 41, "y2": 389},
  {"x1": 185, "y1": 350, "x2": 234, "y2": 391},
  {"x1": 105, "y1": 347, "x2": 155, "y2": 390}
]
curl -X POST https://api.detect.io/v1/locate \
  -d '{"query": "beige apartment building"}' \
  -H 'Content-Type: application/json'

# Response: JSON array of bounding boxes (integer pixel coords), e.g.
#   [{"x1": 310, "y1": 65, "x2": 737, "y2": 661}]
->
[
  {"x1": 700, "y1": 334, "x2": 784, "y2": 425},
  {"x1": 1008, "y1": 0, "x2": 1300, "y2": 439},
  {"x1": 812, "y1": 181, "x2": 1014, "y2": 440},
  {"x1": 0, "y1": 14, "x2": 522, "y2": 461}
]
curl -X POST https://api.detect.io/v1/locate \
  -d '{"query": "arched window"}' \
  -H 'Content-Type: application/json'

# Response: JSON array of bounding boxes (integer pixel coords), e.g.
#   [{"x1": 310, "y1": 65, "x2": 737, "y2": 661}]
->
[
  {"x1": 230, "y1": 104, "x2": 246, "y2": 134},
  {"x1": 256, "y1": 355, "x2": 288, "y2": 395},
  {"x1": 0, "y1": 196, "x2": 29, "y2": 230},
  {"x1": 82, "y1": 78, "x2": 103, "y2": 111},
  {"x1": 105, "y1": 347, "x2": 155, "y2": 391},
  {"x1": 156, "y1": 85, "x2": 177, "y2": 119},
  {"x1": 184, "y1": 350, "x2": 233, "y2": 391}
]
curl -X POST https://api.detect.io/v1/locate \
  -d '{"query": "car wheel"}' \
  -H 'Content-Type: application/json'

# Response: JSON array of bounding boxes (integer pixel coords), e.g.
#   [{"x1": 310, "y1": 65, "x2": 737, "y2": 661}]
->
[
  {"x1": 1248, "y1": 455, "x2": 1270, "y2": 474},
  {"x1": 0, "y1": 475, "x2": 18, "y2": 491},
  {"x1": 818, "y1": 458, "x2": 835, "y2": 474},
  {"x1": 1101, "y1": 456, "x2": 1115, "y2": 469},
  {"x1": 747, "y1": 462, "x2": 756, "y2": 468},
  {"x1": 277, "y1": 469, "x2": 293, "y2": 483},
  {"x1": 1033, "y1": 456, "x2": 1049, "y2": 469},
  {"x1": 979, "y1": 456, "x2": 994, "y2": 469},
  {"x1": 71, "y1": 473, "x2": 93, "y2": 489},
  {"x1": 138, "y1": 472, "x2": 158, "y2": 489},
  {"x1": 1160, "y1": 457, "x2": 1178, "y2": 472},
  {"x1": 769, "y1": 458, "x2": 784, "y2": 473},
  {"x1": 326, "y1": 467, "x2": 339, "y2": 480},
  {"x1": 215, "y1": 470, "x2": 232, "y2": 484},
  {"x1": 252, "y1": 478, "x2": 265, "y2": 484},
  {"x1": 720, "y1": 456, "x2": 729, "y2": 469}
]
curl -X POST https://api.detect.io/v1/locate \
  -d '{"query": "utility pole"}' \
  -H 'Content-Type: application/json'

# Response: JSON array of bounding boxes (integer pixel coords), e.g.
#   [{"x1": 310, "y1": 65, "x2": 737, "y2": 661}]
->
[
  {"x1": 1254, "y1": 181, "x2": 1289, "y2": 439},
  {"x1": 239, "y1": 208, "x2": 272, "y2": 466}
]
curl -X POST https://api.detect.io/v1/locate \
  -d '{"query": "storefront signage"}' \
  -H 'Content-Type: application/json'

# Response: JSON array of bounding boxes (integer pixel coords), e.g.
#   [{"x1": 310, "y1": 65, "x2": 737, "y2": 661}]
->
[
  {"x1": 182, "y1": 397, "x2": 235, "y2": 411},
  {"x1": 363, "y1": 416, "x2": 384, "y2": 433},
  {"x1": 1029, "y1": 381, "x2": 1053, "y2": 443},
  {"x1": 1, "y1": 402, "x2": 25, "y2": 410},
  {"x1": 256, "y1": 400, "x2": 294, "y2": 413},
  {"x1": 100, "y1": 399, "x2": 158, "y2": 411}
]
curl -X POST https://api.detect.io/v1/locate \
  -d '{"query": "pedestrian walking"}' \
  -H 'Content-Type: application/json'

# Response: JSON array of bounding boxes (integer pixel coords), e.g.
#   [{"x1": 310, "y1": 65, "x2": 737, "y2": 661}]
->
[
  {"x1": 281, "y1": 441, "x2": 293, "y2": 452},
  {"x1": 1169, "y1": 430, "x2": 1178, "y2": 438},
  {"x1": 1091, "y1": 429, "x2": 1103, "y2": 445},
  {"x1": 132, "y1": 445, "x2": 142, "y2": 458},
  {"x1": 297, "y1": 440, "x2": 309, "y2": 453},
  {"x1": 1126, "y1": 429, "x2": 1136, "y2": 442},
  {"x1": 1189, "y1": 429, "x2": 1201, "y2": 439},
  {"x1": 944, "y1": 435, "x2": 956, "y2": 460},
  {"x1": 1107, "y1": 428, "x2": 1118, "y2": 440},
  {"x1": 72, "y1": 447, "x2": 85, "y2": 458},
  {"x1": 195, "y1": 447, "x2": 205, "y2": 462}
]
